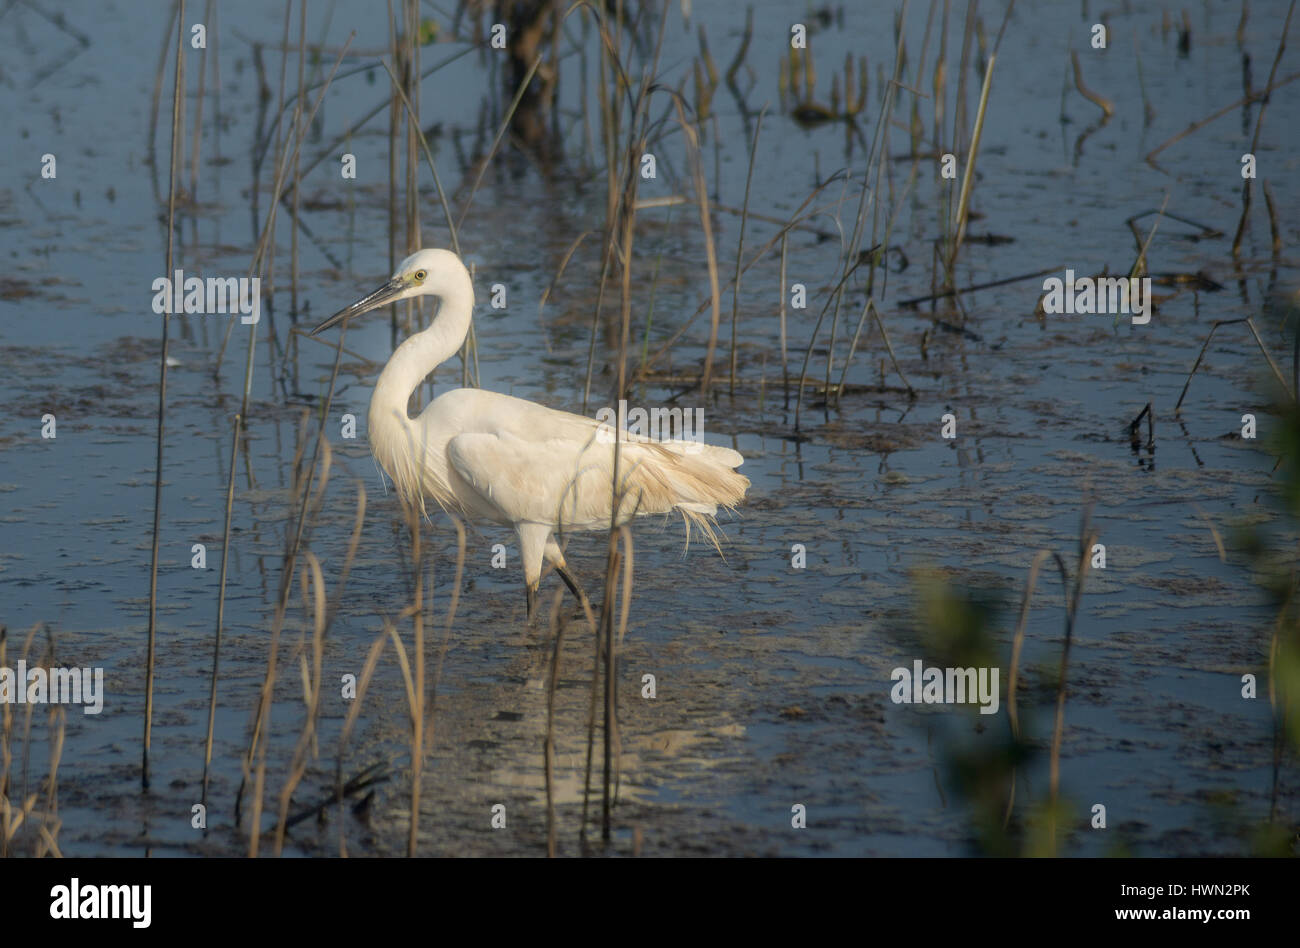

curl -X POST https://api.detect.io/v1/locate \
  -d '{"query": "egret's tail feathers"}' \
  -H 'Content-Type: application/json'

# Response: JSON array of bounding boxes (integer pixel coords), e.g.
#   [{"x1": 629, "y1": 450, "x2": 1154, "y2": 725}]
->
[
  {"x1": 626, "y1": 444, "x2": 748, "y2": 555},
  {"x1": 704, "y1": 445, "x2": 745, "y2": 469},
  {"x1": 677, "y1": 504, "x2": 727, "y2": 555},
  {"x1": 654, "y1": 439, "x2": 744, "y2": 469}
]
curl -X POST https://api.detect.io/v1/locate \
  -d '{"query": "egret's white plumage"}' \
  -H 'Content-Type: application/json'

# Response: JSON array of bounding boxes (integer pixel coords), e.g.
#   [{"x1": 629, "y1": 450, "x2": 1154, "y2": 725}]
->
[{"x1": 313, "y1": 248, "x2": 748, "y2": 611}]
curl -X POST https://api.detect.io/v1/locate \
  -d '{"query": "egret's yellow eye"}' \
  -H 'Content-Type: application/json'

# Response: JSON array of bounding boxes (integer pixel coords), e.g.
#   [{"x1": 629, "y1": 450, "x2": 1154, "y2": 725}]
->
[{"x1": 414, "y1": 269, "x2": 427, "y2": 282}]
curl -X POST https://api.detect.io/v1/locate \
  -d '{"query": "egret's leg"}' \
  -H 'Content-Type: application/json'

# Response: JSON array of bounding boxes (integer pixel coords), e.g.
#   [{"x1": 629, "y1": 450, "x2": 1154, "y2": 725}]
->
[
  {"x1": 555, "y1": 566, "x2": 580, "y2": 599},
  {"x1": 542, "y1": 535, "x2": 589, "y2": 610},
  {"x1": 518, "y1": 522, "x2": 550, "y2": 622},
  {"x1": 555, "y1": 565, "x2": 593, "y2": 612}
]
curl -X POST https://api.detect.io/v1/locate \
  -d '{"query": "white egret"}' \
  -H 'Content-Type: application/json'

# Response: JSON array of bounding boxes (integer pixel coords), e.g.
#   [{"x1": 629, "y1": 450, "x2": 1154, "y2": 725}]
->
[{"x1": 312, "y1": 248, "x2": 749, "y2": 616}]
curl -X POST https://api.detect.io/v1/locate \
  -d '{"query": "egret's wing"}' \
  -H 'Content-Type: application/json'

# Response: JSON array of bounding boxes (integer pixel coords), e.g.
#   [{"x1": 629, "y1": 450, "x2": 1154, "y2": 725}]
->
[
  {"x1": 447, "y1": 429, "x2": 636, "y2": 528},
  {"x1": 442, "y1": 391, "x2": 748, "y2": 539},
  {"x1": 447, "y1": 429, "x2": 745, "y2": 533}
]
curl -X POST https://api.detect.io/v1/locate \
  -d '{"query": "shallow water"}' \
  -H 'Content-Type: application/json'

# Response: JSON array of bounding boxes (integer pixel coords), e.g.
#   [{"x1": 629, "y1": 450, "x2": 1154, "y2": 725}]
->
[{"x1": 0, "y1": 0, "x2": 1297, "y2": 856}]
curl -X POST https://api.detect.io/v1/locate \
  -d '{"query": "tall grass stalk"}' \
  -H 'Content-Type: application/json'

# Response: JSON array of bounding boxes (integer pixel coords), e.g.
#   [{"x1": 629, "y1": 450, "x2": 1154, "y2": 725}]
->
[{"x1": 143, "y1": 0, "x2": 186, "y2": 792}]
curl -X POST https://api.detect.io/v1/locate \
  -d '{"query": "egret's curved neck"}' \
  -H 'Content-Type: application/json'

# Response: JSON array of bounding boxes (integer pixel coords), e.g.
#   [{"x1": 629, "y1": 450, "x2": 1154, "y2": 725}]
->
[{"x1": 369, "y1": 266, "x2": 474, "y2": 436}]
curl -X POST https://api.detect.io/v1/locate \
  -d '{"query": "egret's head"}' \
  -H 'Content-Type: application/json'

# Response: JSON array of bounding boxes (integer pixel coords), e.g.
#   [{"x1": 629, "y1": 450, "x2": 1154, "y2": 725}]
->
[{"x1": 311, "y1": 248, "x2": 465, "y2": 335}]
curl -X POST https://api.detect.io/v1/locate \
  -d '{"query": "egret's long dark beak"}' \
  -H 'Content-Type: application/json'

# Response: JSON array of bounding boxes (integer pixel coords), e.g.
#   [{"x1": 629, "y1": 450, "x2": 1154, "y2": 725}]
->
[{"x1": 311, "y1": 276, "x2": 407, "y2": 335}]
